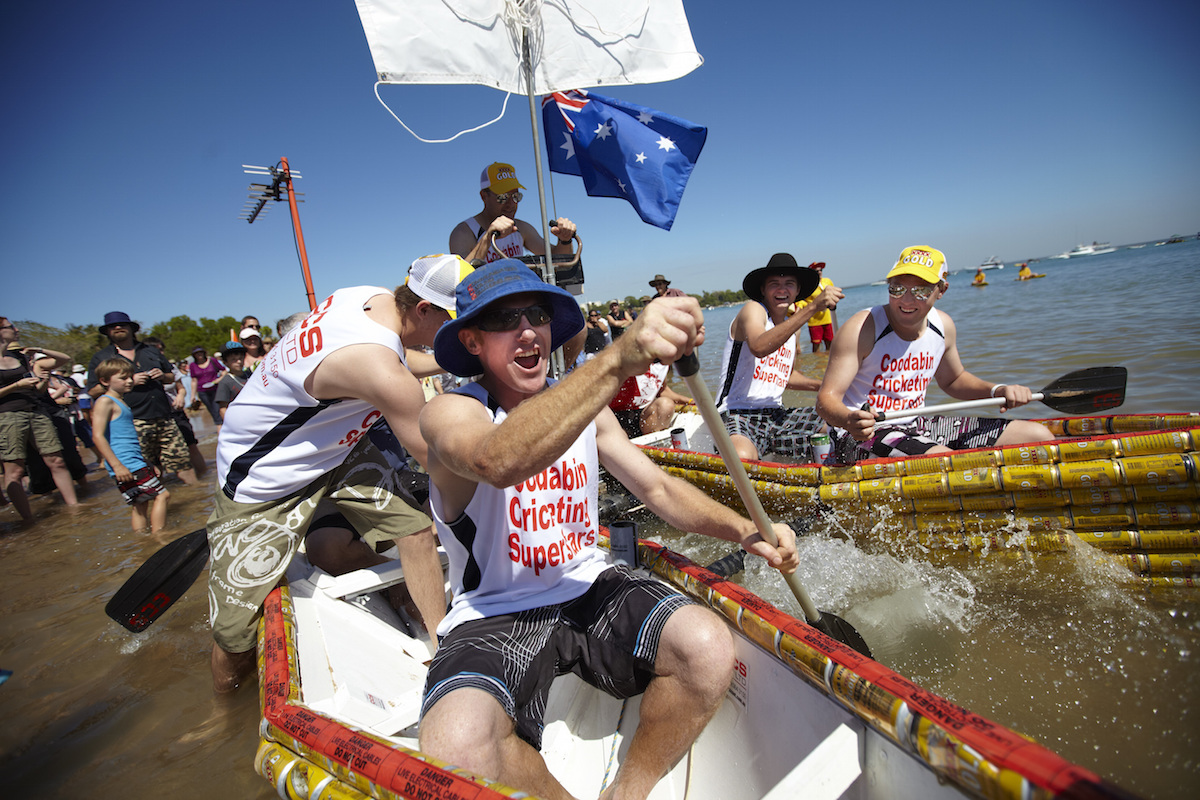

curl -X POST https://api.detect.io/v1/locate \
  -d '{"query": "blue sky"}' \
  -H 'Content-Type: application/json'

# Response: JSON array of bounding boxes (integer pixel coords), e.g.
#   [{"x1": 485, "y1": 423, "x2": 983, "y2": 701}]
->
[{"x1": 3, "y1": 1, "x2": 1197, "y2": 330}]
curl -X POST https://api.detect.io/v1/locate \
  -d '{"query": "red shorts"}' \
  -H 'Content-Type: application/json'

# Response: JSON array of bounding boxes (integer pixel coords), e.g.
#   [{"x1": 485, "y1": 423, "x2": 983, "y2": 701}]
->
[{"x1": 808, "y1": 323, "x2": 834, "y2": 344}]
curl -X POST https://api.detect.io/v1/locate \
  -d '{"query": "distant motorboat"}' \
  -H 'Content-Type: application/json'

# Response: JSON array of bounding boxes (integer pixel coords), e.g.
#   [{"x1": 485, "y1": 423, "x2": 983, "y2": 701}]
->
[
  {"x1": 978, "y1": 256, "x2": 1004, "y2": 270},
  {"x1": 1067, "y1": 242, "x2": 1117, "y2": 257}
]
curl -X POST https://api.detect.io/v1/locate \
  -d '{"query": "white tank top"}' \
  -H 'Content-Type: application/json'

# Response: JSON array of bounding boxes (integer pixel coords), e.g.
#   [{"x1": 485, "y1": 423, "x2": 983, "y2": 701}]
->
[
  {"x1": 432, "y1": 382, "x2": 608, "y2": 636},
  {"x1": 216, "y1": 286, "x2": 411, "y2": 503},
  {"x1": 463, "y1": 217, "x2": 525, "y2": 262},
  {"x1": 715, "y1": 311, "x2": 794, "y2": 411},
  {"x1": 843, "y1": 305, "x2": 946, "y2": 425}
]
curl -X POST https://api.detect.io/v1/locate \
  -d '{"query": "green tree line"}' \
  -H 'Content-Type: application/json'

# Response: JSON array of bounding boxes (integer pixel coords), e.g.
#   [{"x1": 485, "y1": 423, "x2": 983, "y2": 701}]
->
[{"x1": 12, "y1": 316, "x2": 275, "y2": 366}]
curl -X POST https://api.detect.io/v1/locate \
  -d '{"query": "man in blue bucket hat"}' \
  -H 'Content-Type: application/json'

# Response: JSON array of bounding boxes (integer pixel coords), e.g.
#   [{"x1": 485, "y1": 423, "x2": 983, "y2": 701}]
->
[{"x1": 417, "y1": 259, "x2": 799, "y2": 800}]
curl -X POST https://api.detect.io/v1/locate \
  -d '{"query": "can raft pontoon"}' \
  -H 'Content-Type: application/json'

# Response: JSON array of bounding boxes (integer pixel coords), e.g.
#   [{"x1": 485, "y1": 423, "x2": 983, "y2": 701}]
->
[
  {"x1": 635, "y1": 413, "x2": 1200, "y2": 588},
  {"x1": 253, "y1": 537, "x2": 1134, "y2": 800}
]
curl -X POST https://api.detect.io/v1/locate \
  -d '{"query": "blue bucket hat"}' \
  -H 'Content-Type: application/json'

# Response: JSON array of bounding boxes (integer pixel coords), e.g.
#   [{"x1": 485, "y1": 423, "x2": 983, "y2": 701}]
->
[{"x1": 434, "y1": 259, "x2": 584, "y2": 377}]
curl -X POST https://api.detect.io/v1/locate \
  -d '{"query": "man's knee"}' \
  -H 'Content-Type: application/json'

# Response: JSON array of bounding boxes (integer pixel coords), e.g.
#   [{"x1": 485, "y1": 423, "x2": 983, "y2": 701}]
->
[
  {"x1": 996, "y1": 420, "x2": 1056, "y2": 446},
  {"x1": 420, "y1": 689, "x2": 512, "y2": 772},
  {"x1": 661, "y1": 607, "x2": 734, "y2": 697}
]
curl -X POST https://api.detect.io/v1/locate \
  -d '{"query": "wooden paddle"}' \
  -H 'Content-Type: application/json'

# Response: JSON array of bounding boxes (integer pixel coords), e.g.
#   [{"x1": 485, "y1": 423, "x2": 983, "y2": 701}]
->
[
  {"x1": 873, "y1": 366, "x2": 1127, "y2": 421},
  {"x1": 105, "y1": 528, "x2": 210, "y2": 632},
  {"x1": 675, "y1": 352, "x2": 871, "y2": 657}
]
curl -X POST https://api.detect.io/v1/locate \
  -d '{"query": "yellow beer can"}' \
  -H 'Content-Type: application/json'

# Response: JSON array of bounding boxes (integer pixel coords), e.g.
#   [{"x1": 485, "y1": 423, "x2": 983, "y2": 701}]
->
[
  {"x1": 1119, "y1": 431, "x2": 1192, "y2": 456},
  {"x1": 1069, "y1": 486, "x2": 1131, "y2": 506},
  {"x1": 858, "y1": 476, "x2": 903, "y2": 502},
  {"x1": 1011, "y1": 488, "x2": 1070, "y2": 509},
  {"x1": 859, "y1": 460, "x2": 905, "y2": 479},
  {"x1": 960, "y1": 492, "x2": 1017, "y2": 511},
  {"x1": 1132, "y1": 483, "x2": 1200, "y2": 502},
  {"x1": 1000, "y1": 443, "x2": 1059, "y2": 465},
  {"x1": 1136, "y1": 529, "x2": 1200, "y2": 551},
  {"x1": 999, "y1": 463, "x2": 1060, "y2": 491},
  {"x1": 1133, "y1": 501, "x2": 1200, "y2": 527},
  {"x1": 1057, "y1": 437, "x2": 1123, "y2": 462},
  {"x1": 1119, "y1": 454, "x2": 1193, "y2": 486},
  {"x1": 820, "y1": 481, "x2": 860, "y2": 504},
  {"x1": 1070, "y1": 504, "x2": 1136, "y2": 530},
  {"x1": 1074, "y1": 530, "x2": 1138, "y2": 551},
  {"x1": 948, "y1": 466, "x2": 1003, "y2": 495},
  {"x1": 1058, "y1": 459, "x2": 1123, "y2": 489},
  {"x1": 948, "y1": 449, "x2": 1001, "y2": 470},
  {"x1": 903, "y1": 454, "x2": 950, "y2": 476},
  {"x1": 912, "y1": 495, "x2": 964, "y2": 513},
  {"x1": 901, "y1": 472, "x2": 951, "y2": 499}
]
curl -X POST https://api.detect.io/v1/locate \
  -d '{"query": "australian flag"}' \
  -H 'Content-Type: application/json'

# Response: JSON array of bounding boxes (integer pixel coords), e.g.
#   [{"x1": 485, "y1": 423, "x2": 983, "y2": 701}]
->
[{"x1": 542, "y1": 90, "x2": 707, "y2": 231}]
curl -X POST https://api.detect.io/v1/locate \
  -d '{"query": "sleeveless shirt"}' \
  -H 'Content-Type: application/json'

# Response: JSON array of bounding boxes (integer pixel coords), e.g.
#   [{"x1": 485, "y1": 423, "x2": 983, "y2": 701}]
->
[
  {"x1": 462, "y1": 217, "x2": 525, "y2": 263},
  {"x1": 102, "y1": 396, "x2": 148, "y2": 476},
  {"x1": 430, "y1": 382, "x2": 607, "y2": 636},
  {"x1": 715, "y1": 312, "x2": 794, "y2": 411},
  {"x1": 842, "y1": 305, "x2": 946, "y2": 426},
  {"x1": 216, "y1": 286, "x2": 411, "y2": 503}
]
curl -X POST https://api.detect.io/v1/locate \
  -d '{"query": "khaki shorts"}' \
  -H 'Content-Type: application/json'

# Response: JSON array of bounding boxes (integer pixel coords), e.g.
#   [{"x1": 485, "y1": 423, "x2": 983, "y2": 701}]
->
[
  {"x1": 0, "y1": 410, "x2": 63, "y2": 462},
  {"x1": 206, "y1": 436, "x2": 432, "y2": 653},
  {"x1": 133, "y1": 417, "x2": 192, "y2": 474}
]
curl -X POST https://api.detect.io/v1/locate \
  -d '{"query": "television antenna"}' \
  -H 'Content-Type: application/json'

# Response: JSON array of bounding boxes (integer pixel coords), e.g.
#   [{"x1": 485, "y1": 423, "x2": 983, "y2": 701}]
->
[{"x1": 239, "y1": 157, "x2": 316, "y2": 311}]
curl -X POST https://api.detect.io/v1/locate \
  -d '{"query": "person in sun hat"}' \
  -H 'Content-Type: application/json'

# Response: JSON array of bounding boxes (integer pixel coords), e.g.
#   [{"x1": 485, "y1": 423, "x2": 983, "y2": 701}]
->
[
  {"x1": 205, "y1": 253, "x2": 475, "y2": 695},
  {"x1": 85, "y1": 311, "x2": 199, "y2": 486},
  {"x1": 714, "y1": 253, "x2": 844, "y2": 461},
  {"x1": 449, "y1": 161, "x2": 587, "y2": 363},
  {"x1": 416, "y1": 259, "x2": 798, "y2": 800},
  {"x1": 817, "y1": 245, "x2": 1054, "y2": 463},
  {"x1": 646, "y1": 272, "x2": 687, "y2": 302}
]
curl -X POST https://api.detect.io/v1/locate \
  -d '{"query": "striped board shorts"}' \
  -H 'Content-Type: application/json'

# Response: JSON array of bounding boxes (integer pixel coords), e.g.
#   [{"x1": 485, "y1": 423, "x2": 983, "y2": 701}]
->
[
  {"x1": 720, "y1": 405, "x2": 824, "y2": 459},
  {"x1": 833, "y1": 414, "x2": 1010, "y2": 461},
  {"x1": 115, "y1": 466, "x2": 165, "y2": 506},
  {"x1": 421, "y1": 565, "x2": 694, "y2": 749}
]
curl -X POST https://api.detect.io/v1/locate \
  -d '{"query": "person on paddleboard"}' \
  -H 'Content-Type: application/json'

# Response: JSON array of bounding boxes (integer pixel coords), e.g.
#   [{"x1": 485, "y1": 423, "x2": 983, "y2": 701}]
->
[
  {"x1": 816, "y1": 245, "x2": 1054, "y2": 462},
  {"x1": 417, "y1": 260, "x2": 799, "y2": 800},
  {"x1": 204, "y1": 254, "x2": 474, "y2": 694},
  {"x1": 715, "y1": 253, "x2": 844, "y2": 461}
]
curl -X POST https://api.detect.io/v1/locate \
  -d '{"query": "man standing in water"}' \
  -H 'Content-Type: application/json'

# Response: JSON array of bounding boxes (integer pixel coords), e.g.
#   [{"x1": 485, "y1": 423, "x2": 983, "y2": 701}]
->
[
  {"x1": 417, "y1": 260, "x2": 797, "y2": 800},
  {"x1": 817, "y1": 245, "x2": 1054, "y2": 461},
  {"x1": 206, "y1": 254, "x2": 473, "y2": 693}
]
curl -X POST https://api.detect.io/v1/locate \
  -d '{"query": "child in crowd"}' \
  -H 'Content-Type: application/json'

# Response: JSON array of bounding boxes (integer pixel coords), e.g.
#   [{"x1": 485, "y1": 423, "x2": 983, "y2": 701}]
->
[
  {"x1": 91, "y1": 358, "x2": 170, "y2": 532},
  {"x1": 214, "y1": 340, "x2": 249, "y2": 420}
]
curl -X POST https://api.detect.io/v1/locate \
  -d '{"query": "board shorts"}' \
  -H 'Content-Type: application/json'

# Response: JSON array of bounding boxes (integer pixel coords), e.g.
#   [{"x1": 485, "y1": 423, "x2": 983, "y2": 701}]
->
[
  {"x1": 206, "y1": 435, "x2": 432, "y2": 654},
  {"x1": 808, "y1": 322, "x2": 834, "y2": 345},
  {"x1": 132, "y1": 417, "x2": 192, "y2": 474},
  {"x1": 0, "y1": 410, "x2": 63, "y2": 462},
  {"x1": 720, "y1": 406, "x2": 824, "y2": 459},
  {"x1": 831, "y1": 414, "x2": 1010, "y2": 462},
  {"x1": 115, "y1": 466, "x2": 166, "y2": 506},
  {"x1": 421, "y1": 565, "x2": 695, "y2": 749},
  {"x1": 612, "y1": 408, "x2": 645, "y2": 438}
]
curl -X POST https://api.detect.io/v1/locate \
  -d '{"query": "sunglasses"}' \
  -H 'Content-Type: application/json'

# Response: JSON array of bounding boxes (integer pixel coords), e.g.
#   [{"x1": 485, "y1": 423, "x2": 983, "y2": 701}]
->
[
  {"x1": 492, "y1": 190, "x2": 523, "y2": 204},
  {"x1": 887, "y1": 284, "x2": 936, "y2": 300},
  {"x1": 476, "y1": 304, "x2": 553, "y2": 332}
]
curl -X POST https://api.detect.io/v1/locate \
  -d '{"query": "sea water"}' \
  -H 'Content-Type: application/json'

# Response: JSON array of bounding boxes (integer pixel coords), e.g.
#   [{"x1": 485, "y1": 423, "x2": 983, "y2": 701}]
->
[{"x1": 1, "y1": 241, "x2": 1197, "y2": 798}]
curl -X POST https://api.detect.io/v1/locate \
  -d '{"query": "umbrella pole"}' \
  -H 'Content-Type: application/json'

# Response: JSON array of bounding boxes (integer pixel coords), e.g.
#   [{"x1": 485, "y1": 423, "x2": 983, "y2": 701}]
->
[{"x1": 522, "y1": 29, "x2": 566, "y2": 377}]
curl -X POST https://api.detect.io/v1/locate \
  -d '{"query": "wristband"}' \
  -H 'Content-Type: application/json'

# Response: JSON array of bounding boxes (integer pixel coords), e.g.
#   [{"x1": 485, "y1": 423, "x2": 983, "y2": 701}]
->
[{"x1": 990, "y1": 383, "x2": 1007, "y2": 398}]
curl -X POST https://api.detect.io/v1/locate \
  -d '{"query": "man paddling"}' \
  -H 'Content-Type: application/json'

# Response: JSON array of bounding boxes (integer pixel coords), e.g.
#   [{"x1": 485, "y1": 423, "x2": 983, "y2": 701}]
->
[
  {"x1": 716, "y1": 254, "x2": 844, "y2": 461},
  {"x1": 816, "y1": 245, "x2": 1054, "y2": 461},
  {"x1": 205, "y1": 254, "x2": 473, "y2": 694},
  {"x1": 416, "y1": 260, "x2": 798, "y2": 800}
]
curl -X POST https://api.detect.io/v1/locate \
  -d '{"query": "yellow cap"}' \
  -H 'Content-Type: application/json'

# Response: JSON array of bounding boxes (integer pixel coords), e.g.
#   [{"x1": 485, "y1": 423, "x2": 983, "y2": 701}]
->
[
  {"x1": 480, "y1": 162, "x2": 525, "y2": 195},
  {"x1": 886, "y1": 246, "x2": 948, "y2": 284}
]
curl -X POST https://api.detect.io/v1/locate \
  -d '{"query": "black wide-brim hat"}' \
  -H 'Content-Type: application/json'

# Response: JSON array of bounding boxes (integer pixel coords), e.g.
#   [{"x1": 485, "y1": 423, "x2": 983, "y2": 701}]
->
[
  {"x1": 98, "y1": 311, "x2": 140, "y2": 335},
  {"x1": 434, "y1": 259, "x2": 585, "y2": 377},
  {"x1": 742, "y1": 253, "x2": 821, "y2": 304}
]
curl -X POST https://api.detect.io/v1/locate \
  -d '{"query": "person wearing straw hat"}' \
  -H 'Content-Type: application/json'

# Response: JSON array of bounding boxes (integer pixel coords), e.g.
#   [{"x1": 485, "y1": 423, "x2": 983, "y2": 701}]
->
[
  {"x1": 205, "y1": 254, "x2": 475, "y2": 694},
  {"x1": 647, "y1": 272, "x2": 687, "y2": 301},
  {"x1": 416, "y1": 259, "x2": 797, "y2": 800},
  {"x1": 715, "y1": 254, "x2": 844, "y2": 461},
  {"x1": 816, "y1": 245, "x2": 1054, "y2": 462}
]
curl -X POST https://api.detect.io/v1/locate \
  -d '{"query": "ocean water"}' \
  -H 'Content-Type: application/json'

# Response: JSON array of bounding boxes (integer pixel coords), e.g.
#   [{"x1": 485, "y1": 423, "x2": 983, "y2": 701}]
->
[{"x1": 0, "y1": 240, "x2": 1196, "y2": 798}]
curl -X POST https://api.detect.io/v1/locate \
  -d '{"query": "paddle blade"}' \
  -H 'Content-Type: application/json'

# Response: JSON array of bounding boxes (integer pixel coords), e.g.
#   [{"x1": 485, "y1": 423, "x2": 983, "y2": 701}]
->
[
  {"x1": 814, "y1": 611, "x2": 873, "y2": 658},
  {"x1": 105, "y1": 528, "x2": 210, "y2": 633},
  {"x1": 1040, "y1": 367, "x2": 1127, "y2": 413}
]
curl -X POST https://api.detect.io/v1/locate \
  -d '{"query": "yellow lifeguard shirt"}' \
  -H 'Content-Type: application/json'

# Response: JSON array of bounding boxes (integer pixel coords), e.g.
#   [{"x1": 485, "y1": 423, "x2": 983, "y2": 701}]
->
[{"x1": 797, "y1": 276, "x2": 834, "y2": 326}]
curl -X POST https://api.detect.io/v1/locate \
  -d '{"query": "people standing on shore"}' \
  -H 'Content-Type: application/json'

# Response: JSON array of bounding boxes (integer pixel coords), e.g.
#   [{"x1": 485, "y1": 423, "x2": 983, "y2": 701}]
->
[
  {"x1": 214, "y1": 340, "x2": 248, "y2": 419},
  {"x1": 238, "y1": 327, "x2": 266, "y2": 373},
  {"x1": 605, "y1": 299, "x2": 633, "y2": 339},
  {"x1": 816, "y1": 245, "x2": 1055, "y2": 461},
  {"x1": 188, "y1": 346, "x2": 225, "y2": 426},
  {"x1": 0, "y1": 319, "x2": 81, "y2": 523},
  {"x1": 143, "y1": 336, "x2": 207, "y2": 478},
  {"x1": 91, "y1": 358, "x2": 170, "y2": 533},
  {"x1": 716, "y1": 254, "x2": 844, "y2": 461},
  {"x1": 416, "y1": 260, "x2": 797, "y2": 800}
]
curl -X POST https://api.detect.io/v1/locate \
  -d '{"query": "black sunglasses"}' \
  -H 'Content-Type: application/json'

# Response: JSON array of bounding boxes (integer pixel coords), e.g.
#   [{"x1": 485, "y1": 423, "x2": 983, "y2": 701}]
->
[{"x1": 476, "y1": 304, "x2": 554, "y2": 332}]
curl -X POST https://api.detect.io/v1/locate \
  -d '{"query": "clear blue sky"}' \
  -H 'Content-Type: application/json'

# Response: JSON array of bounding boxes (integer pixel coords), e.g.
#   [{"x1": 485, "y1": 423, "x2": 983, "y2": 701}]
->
[{"x1": 3, "y1": 1, "x2": 1197, "y2": 330}]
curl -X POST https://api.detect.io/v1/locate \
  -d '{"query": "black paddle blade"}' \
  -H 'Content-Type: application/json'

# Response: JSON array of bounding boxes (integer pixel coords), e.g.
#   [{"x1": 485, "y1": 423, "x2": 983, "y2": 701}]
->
[
  {"x1": 1040, "y1": 366, "x2": 1127, "y2": 414},
  {"x1": 814, "y1": 611, "x2": 872, "y2": 658},
  {"x1": 106, "y1": 528, "x2": 210, "y2": 633}
]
